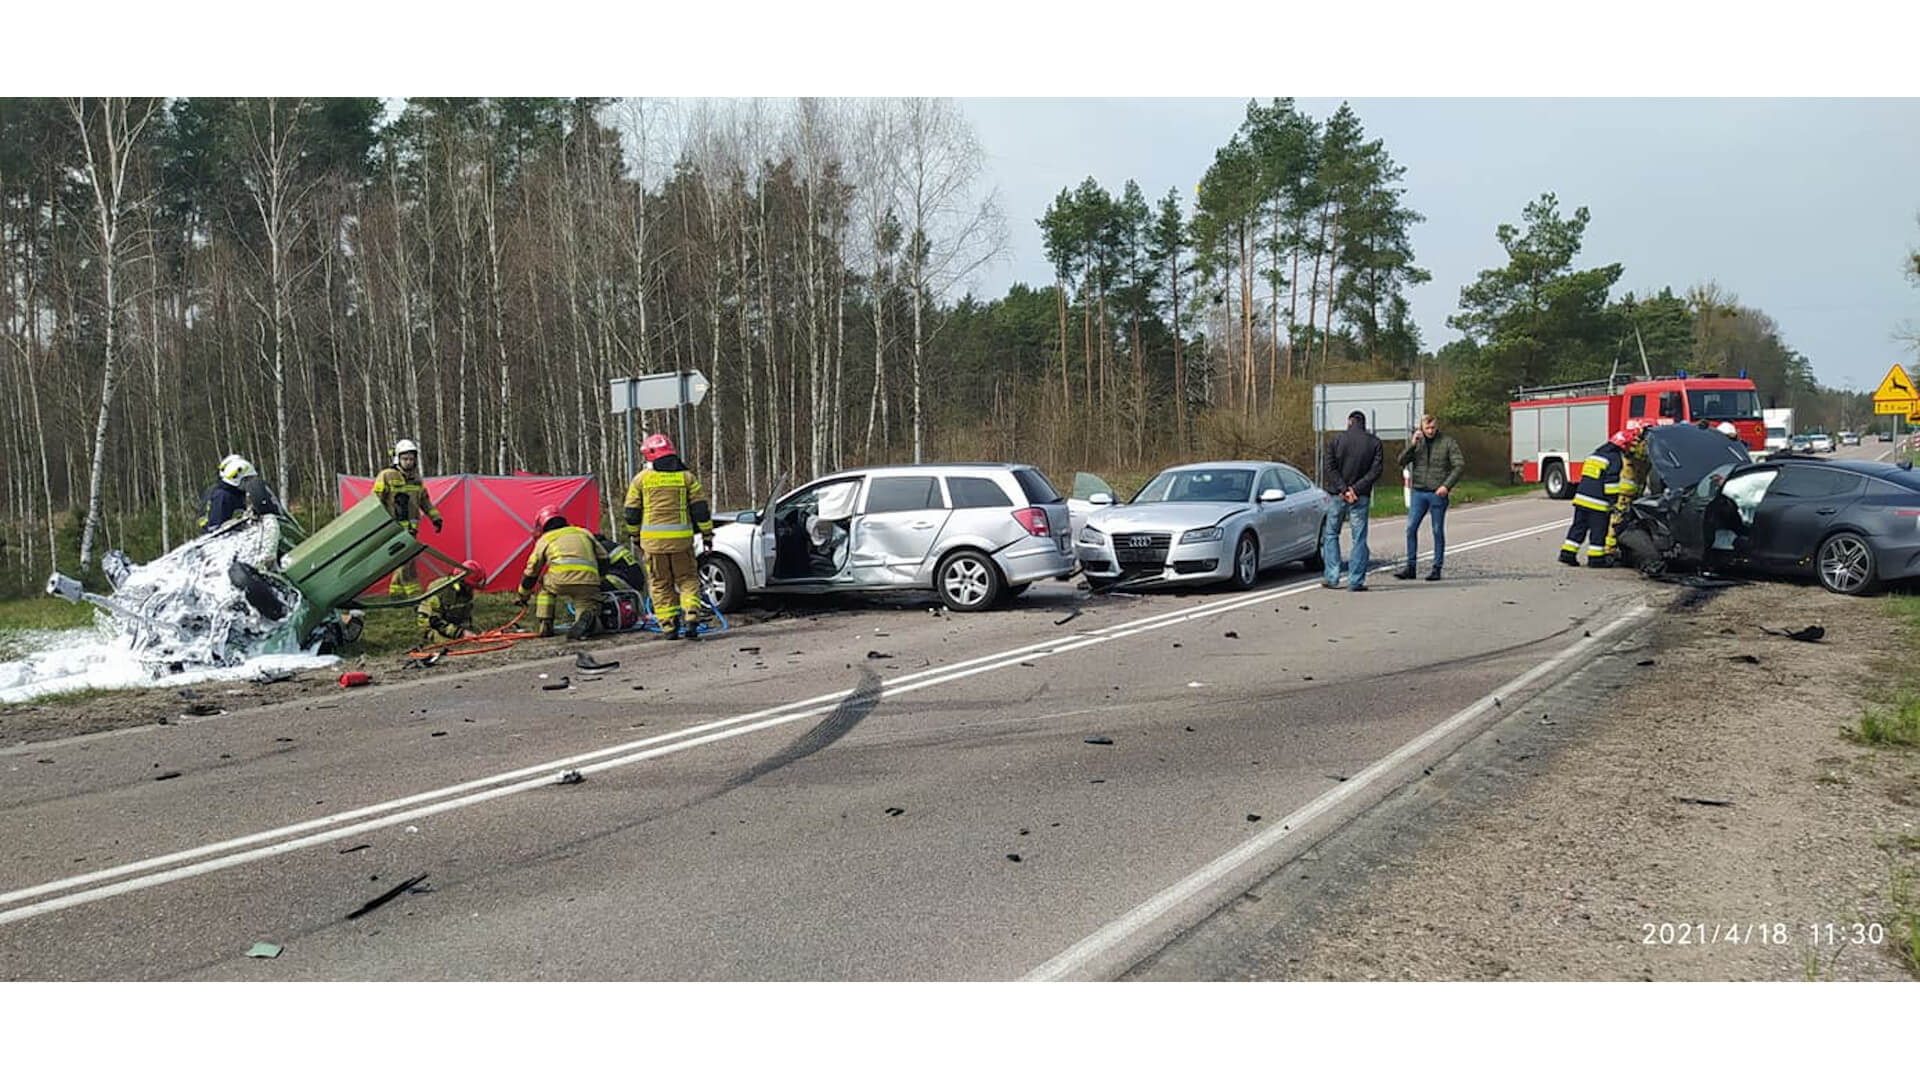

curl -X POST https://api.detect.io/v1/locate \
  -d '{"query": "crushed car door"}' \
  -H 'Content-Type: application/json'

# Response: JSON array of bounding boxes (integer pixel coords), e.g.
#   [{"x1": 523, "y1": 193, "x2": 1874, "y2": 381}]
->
[
  {"x1": 1748, "y1": 466, "x2": 1864, "y2": 567},
  {"x1": 769, "y1": 477, "x2": 862, "y2": 583},
  {"x1": 849, "y1": 475, "x2": 952, "y2": 584}
]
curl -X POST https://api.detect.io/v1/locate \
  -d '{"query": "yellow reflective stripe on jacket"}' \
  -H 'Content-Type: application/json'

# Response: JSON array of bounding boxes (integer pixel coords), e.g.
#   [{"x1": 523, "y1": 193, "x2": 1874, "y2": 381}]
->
[
  {"x1": 1573, "y1": 494, "x2": 1612, "y2": 511},
  {"x1": 524, "y1": 526, "x2": 603, "y2": 588},
  {"x1": 1582, "y1": 456, "x2": 1610, "y2": 479}
]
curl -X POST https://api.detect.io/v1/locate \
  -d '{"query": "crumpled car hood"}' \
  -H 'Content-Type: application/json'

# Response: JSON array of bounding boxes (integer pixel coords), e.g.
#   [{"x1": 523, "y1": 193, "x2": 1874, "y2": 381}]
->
[
  {"x1": 1086, "y1": 501, "x2": 1248, "y2": 533},
  {"x1": 1645, "y1": 424, "x2": 1751, "y2": 493}
]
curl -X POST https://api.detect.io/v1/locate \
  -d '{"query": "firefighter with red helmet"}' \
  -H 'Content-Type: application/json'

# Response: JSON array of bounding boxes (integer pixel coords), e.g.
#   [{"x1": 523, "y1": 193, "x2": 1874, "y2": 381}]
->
[
  {"x1": 1561, "y1": 431, "x2": 1628, "y2": 568},
  {"x1": 624, "y1": 433, "x2": 716, "y2": 641},
  {"x1": 416, "y1": 559, "x2": 487, "y2": 645},
  {"x1": 516, "y1": 504, "x2": 610, "y2": 640},
  {"x1": 1605, "y1": 427, "x2": 1651, "y2": 562}
]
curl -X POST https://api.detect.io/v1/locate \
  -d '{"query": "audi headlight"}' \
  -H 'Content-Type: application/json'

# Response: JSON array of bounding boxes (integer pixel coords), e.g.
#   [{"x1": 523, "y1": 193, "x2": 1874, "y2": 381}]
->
[
  {"x1": 1078, "y1": 524, "x2": 1104, "y2": 544},
  {"x1": 1178, "y1": 526, "x2": 1223, "y2": 544}
]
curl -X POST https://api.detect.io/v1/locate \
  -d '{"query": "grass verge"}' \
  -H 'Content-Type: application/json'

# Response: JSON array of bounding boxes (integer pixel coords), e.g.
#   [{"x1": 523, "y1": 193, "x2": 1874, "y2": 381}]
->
[{"x1": 0, "y1": 597, "x2": 99, "y2": 634}]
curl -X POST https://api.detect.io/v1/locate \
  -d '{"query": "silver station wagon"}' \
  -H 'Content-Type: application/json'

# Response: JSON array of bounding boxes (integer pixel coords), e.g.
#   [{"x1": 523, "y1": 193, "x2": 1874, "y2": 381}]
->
[
  {"x1": 698, "y1": 464, "x2": 1076, "y2": 613},
  {"x1": 1076, "y1": 459, "x2": 1334, "y2": 590}
]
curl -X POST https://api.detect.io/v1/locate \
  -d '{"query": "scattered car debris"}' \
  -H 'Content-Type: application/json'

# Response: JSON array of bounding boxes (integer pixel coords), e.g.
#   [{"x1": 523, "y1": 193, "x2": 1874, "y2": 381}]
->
[
  {"x1": 253, "y1": 670, "x2": 296, "y2": 685},
  {"x1": 1760, "y1": 625, "x2": 1826, "y2": 643},
  {"x1": 885, "y1": 807, "x2": 905, "y2": 816},
  {"x1": 1675, "y1": 796, "x2": 1735, "y2": 807},
  {"x1": 338, "y1": 671, "x2": 372, "y2": 688},
  {"x1": 555, "y1": 769, "x2": 585, "y2": 786},
  {"x1": 1246, "y1": 814, "x2": 1262, "y2": 823},
  {"x1": 245, "y1": 942, "x2": 283, "y2": 959},
  {"x1": 1223, "y1": 631, "x2": 1238, "y2": 639},
  {"x1": 1053, "y1": 611, "x2": 1082, "y2": 626},
  {"x1": 1727, "y1": 654, "x2": 1761, "y2": 665},
  {"x1": 575, "y1": 652, "x2": 619, "y2": 671},
  {"x1": 865, "y1": 651, "x2": 893, "y2": 660},
  {"x1": 338, "y1": 844, "x2": 371, "y2": 855},
  {"x1": 1636, "y1": 659, "x2": 1656, "y2": 667},
  {"x1": 1005, "y1": 853, "x2": 1022, "y2": 863},
  {"x1": 430, "y1": 731, "x2": 447, "y2": 738},
  {"x1": 182, "y1": 703, "x2": 224, "y2": 717},
  {"x1": 345, "y1": 872, "x2": 430, "y2": 920},
  {"x1": 539, "y1": 677, "x2": 572, "y2": 691},
  {"x1": 1084, "y1": 736, "x2": 1114, "y2": 745},
  {"x1": 1187, "y1": 681, "x2": 1208, "y2": 688},
  {"x1": 1325, "y1": 775, "x2": 1349, "y2": 783},
  {"x1": 737, "y1": 646, "x2": 761, "y2": 654},
  {"x1": 153, "y1": 771, "x2": 182, "y2": 781}
]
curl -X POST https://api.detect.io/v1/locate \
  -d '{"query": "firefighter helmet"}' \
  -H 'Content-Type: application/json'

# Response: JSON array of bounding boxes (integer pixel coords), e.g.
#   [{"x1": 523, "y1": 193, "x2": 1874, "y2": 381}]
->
[
  {"x1": 459, "y1": 559, "x2": 485, "y2": 586},
  {"x1": 641, "y1": 433, "x2": 675, "y2": 463},
  {"x1": 1609, "y1": 430, "x2": 1632, "y2": 449},
  {"x1": 219, "y1": 454, "x2": 257, "y2": 484},
  {"x1": 393, "y1": 438, "x2": 420, "y2": 463},
  {"x1": 534, "y1": 504, "x2": 566, "y2": 532}
]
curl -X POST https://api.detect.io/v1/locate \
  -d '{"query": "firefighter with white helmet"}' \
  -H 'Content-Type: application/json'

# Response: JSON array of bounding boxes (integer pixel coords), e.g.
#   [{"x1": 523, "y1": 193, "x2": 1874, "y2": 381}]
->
[
  {"x1": 373, "y1": 438, "x2": 443, "y2": 599},
  {"x1": 197, "y1": 454, "x2": 282, "y2": 533}
]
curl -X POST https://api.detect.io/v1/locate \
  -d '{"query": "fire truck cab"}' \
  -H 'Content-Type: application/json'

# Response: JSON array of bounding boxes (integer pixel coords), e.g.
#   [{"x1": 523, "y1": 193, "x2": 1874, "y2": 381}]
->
[{"x1": 1510, "y1": 373, "x2": 1766, "y2": 499}]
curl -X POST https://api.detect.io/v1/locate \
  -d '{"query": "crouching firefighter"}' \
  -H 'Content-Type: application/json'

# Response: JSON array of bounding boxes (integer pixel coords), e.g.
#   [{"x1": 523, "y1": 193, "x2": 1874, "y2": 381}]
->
[
  {"x1": 516, "y1": 505, "x2": 610, "y2": 640},
  {"x1": 625, "y1": 433, "x2": 715, "y2": 641},
  {"x1": 417, "y1": 560, "x2": 486, "y2": 645},
  {"x1": 1560, "y1": 431, "x2": 1627, "y2": 569},
  {"x1": 374, "y1": 438, "x2": 443, "y2": 600},
  {"x1": 1605, "y1": 427, "x2": 1650, "y2": 563}
]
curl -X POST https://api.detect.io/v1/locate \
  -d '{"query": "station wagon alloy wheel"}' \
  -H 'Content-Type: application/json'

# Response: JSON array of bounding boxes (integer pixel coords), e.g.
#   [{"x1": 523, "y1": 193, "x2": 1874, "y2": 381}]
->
[
  {"x1": 937, "y1": 551, "x2": 1001, "y2": 611},
  {"x1": 1816, "y1": 533, "x2": 1874, "y2": 595}
]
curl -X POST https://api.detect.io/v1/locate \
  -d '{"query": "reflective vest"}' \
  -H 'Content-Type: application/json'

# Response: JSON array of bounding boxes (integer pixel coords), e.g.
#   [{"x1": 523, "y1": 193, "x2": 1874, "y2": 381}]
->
[
  {"x1": 625, "y1": 465, "x2": 713, "y2": 554},
  {"x1": 1573, "y1": 443, "x2": 1622, "y2": 512},
  {"x1": 374, "y1": 465, "x2": 434, "y2": 527},
  {"x1": 523, "y1": 526, "x2": 605, "y2": 589},
  {"x1": 1616, "y1": 440, "x2": 1649, "y2": 501}
]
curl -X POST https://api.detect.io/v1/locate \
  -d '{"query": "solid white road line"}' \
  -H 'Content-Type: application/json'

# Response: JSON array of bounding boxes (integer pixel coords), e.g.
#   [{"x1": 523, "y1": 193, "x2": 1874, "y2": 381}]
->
[
  {"x1": 1021, "y1": 602, "x2": 1656, "y2": 982},
  {"x1": 0, "y1": 512, "x2": 1573, "y2": 927}
]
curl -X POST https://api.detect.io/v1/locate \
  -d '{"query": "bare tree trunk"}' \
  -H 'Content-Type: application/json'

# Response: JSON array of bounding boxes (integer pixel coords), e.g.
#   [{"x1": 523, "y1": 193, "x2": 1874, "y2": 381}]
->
[
  {"x1": 1322, "y1": 214, "x2": 1340, "y2": 371},
  {"x1": 144, "y1": 215, "x2": 170, "y2": 550},
  {"x1": 68, "y1": 97, "x2": 156, "y2": 570}
]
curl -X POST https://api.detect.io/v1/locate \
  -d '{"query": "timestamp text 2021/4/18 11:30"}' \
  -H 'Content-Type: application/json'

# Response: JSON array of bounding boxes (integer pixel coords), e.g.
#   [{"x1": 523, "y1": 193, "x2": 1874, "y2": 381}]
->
[{"x1": 1641, "y1": 923, "x2": 1887, "y2": 947}]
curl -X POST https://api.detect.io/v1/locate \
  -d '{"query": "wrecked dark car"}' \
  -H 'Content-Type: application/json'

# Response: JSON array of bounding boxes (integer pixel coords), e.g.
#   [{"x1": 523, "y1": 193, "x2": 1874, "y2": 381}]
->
[{"x1": 1615, "y1": 423, "x2": 1920, "y2": 594}]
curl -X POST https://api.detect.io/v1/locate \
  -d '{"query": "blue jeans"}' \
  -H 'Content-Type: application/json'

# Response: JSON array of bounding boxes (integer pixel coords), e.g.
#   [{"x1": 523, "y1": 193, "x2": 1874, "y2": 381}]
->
[
  {"x1": 1321, "y1": 496, "x2": 1371, "y2": 589},
  {"x1": 1407, "y1": 490, "x2": 1450, "y2": 569}
]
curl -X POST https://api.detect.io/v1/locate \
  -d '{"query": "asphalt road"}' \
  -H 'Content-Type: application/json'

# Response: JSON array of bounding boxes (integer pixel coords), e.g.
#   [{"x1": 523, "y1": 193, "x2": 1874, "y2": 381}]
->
[{"x1": 0, "y1": 463, "x2": 1854, "y2": 980}]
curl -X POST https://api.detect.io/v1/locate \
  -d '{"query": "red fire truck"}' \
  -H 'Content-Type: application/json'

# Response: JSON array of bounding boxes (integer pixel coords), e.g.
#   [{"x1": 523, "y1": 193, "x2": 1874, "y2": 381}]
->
[{"x1": 1510, "y1": 372, "x2": 1766, "y2": 498}]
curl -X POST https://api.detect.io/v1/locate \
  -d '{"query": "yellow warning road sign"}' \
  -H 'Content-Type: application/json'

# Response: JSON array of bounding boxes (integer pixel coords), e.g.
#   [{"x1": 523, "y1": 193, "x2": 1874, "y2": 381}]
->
[{"x1": 1873, "y1": 364, "x2": 1918, "y2": 414}]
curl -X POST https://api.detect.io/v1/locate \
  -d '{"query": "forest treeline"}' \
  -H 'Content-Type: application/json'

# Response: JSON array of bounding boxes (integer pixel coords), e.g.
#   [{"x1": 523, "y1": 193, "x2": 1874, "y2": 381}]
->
[{"x1": 0, "y1": 96, "x2": 1872, "y2": 597}]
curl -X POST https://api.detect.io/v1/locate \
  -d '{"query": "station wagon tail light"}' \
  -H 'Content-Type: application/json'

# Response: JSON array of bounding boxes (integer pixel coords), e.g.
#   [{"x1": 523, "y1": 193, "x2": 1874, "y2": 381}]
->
[
  {"x1": 1012, "y1": 507, "x2": 1051, "y2": 536},
  {"x1": 1894, "y1": 509, "x2": 1920, "y2": 517}
]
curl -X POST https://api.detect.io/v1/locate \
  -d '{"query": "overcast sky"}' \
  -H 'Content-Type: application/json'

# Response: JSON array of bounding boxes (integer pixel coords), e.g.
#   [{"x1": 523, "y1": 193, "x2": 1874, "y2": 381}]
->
[{"x1": 957, "y1": 98, "x2": 1920, "y2": 393}]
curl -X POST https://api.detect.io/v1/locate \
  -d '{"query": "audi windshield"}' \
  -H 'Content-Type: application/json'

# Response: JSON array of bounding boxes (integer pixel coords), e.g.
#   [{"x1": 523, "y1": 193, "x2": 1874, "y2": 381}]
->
[{"x1": 1132, "y1": 469, "x2": 1255, "y2": 503}]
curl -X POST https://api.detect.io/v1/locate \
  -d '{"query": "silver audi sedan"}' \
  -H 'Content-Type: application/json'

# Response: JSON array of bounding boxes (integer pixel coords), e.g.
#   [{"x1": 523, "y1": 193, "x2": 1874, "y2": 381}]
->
[{"x1": 1076, "y1": 460, "x2": 1333, "y2": 590}]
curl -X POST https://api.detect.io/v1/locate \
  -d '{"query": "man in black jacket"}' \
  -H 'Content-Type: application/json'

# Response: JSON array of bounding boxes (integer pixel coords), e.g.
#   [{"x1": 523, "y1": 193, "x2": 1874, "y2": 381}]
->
[{"x1": 1320, "y1": 411, "x2": 1384, "y2": 591}]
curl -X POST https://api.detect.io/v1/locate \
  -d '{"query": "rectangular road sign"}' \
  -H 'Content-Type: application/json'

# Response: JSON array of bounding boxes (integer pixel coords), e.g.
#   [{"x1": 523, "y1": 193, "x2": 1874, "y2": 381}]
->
[
  {"x1": 610, "y1": 371, "x2": 709, "y2": 413},
  {"x1": 1312, "y1": 380, "x2": 1425, "y2": 439},
  {"x1": 1875, "y1": 398, "x2": 1915, "y2": 415}
]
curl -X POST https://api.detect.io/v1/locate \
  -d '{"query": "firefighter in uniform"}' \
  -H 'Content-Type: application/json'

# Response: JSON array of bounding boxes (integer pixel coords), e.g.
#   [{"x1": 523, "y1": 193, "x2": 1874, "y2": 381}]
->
[
  {"x1": 416, "y1": 559, "x2": 486, "y2": 645},
  {"x1": 1560, "y1": 432, "x2": 1627, "y2": 568},
  {"x1": 625, "y1": 433, "x2": 715, "y2": 641},
  {"x1": 1605, "y1": 427, "x2": 1651, "y2": 561},
  {"x1": 373, "y1": 438, "x2": 443, "y2": 599},
  {"x1": 198, "y1": 454, "x2": 282, "y2": 533},
  {"x1": 516, "y1": 505, "x2": 609, "y2": 640}
]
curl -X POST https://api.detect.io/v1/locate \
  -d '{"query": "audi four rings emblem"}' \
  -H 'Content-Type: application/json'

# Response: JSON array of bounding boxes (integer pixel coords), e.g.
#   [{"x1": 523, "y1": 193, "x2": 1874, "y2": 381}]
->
[{"x1": 1129, "y1": 536, "x2": 1153, "y2": 548}]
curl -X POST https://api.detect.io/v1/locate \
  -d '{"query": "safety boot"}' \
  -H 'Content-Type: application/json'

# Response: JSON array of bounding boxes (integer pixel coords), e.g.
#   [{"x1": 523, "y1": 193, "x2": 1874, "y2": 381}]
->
[
  {"x1": 1587, "y1": 554, "x2": 1616, "y2": 569},
  {"x1": 683, "y1": 616, "x2": 702, "y2": 642},
  {"x1": 566, "y1": 617, "x2": 596, "y2": 642},
  {"x1": 662, "y1": 616, "x2": 682, "y2": 641},
  {"x1": 535, "y1": 617, "x2": 555, "y2": 638},
  {"x1": 1557, "y1": 551, "x2": 1580, "y2": 567}
]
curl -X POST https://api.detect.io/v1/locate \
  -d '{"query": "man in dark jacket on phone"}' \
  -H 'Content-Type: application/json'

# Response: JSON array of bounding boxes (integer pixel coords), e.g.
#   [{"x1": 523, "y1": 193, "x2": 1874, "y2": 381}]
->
[{"x1": 1320, "y1": 411, "x2": 1384, "y2": 591}]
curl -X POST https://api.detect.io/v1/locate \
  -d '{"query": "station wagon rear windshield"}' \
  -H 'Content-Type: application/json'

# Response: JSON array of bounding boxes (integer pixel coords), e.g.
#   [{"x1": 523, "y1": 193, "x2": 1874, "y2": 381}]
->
[
  {"x1": 1687, "y1": 389, "x2": 1761, "y2": 420},
  {"x1": 1134, "y1": 469, "x2": 1255, "y2": 503},
  {"x1": 1013, "y1": 468, "x2": 1062, "y2": 504}
]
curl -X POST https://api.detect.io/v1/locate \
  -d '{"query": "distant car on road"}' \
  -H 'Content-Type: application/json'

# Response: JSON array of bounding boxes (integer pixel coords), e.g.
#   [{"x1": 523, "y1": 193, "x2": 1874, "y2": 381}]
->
[
  {"x1": 1879, "y1": 431, "x2": 1896, "y2": 442},
  {"x1": 1808, "y1": 433, "x2": 1835, "y2": 453},
  {"x1": 1077, "y1": 460, "x2": 1333, "y2": 591},
  {"x1": 698, "y1": 463, "x2": 1075, "y2": 613},
  {"x1": 1789, "y1": 435, "x2": 1813, "y2": 453},
  {"x1": 1840, "y1": 431, "x2": 1861, "y2": 446}
]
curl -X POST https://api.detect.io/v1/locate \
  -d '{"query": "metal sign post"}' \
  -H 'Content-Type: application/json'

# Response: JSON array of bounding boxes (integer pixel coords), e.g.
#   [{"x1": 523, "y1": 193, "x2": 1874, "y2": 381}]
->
[{"x1": 1311, "y1": 380, "x2": 1426, "y2": 490}]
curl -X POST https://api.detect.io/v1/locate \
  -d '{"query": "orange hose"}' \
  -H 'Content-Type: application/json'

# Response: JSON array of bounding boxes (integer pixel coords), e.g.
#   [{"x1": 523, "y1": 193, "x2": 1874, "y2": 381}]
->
[{"x1": 407, "y1": 607, "x2": 543, "y2": 659}]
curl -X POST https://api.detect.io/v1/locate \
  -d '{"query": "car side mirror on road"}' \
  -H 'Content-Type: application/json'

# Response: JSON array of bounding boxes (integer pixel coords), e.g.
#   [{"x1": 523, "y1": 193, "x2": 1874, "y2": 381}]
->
[
  {"x1": 734, "y1": 510, "x2": 759, "y2": 525},
  {"x1": 1089, "y1": 492, "x2": 1114, "y2": 506},
  {"x1": 1258, "y1": 488, "x2": 1286, "y2": 503}
]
